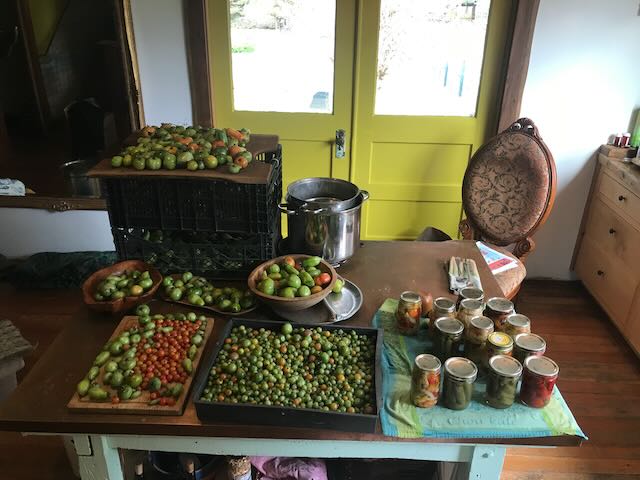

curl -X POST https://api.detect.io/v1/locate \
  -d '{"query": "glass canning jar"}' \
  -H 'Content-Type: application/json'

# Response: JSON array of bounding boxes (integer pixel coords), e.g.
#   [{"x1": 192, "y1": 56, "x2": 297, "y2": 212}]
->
[
  {"x1": 442, "y1": 357, "x2": 477, "y2": 410},
  {"x1": 485, "y1": 297, "x2": 515, "y2": 332},
  {"x1": 504, "y1": 313, "x2": 531, "y2": 339},
  {"x1": 513, "y1": 333, "x2": 546, "y2": 364},
  {"x1": 486, "y1": 355, "x2": 523, "y2": 409},
  {"x1": 396, "y1": 291, "x2": 422, "y2": 335},
  {"x1": 434, "y1": 317, "x2": 464, "y2": 361},
  {"x1": 520, "y1": 355, "x2": 559, "y2": 408},
  {"x1": 410, "y1": 354, "x2": 441, "y2": 408}
]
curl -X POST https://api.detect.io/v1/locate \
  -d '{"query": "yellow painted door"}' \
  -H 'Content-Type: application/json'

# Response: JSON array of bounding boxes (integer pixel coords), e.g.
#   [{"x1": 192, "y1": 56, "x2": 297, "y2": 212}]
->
[
  {"x1": 351, "y1": 0, "x2": 513, "y2": 240},
  {"x1": 208, "y1": 0, "x2": 512, "y2": 241},
  {"x1": 207, "y1": 0, "x2": 356, "y2": 193}
]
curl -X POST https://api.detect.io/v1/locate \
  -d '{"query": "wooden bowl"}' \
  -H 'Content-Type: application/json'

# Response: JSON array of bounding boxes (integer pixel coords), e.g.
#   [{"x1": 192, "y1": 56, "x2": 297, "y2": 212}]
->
[
  {"x1": 248, "y1": 254, "x2": 337, "y2": 312},
  {"x1": 82, "y1": 260, "x2": 162, "y2": 314}
]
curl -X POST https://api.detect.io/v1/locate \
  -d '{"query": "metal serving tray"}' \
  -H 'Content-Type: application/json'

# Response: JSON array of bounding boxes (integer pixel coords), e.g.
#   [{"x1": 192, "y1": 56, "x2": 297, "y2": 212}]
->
[{"x1": 192, "y1": 318, "x2": 383, "y2": 432}]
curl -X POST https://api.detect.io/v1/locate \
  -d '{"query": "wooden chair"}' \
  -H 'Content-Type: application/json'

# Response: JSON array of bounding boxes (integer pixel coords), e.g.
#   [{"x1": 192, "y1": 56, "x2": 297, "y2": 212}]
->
[{"x1": 419, "y1": 118, "x2": 557, "y2": 298}]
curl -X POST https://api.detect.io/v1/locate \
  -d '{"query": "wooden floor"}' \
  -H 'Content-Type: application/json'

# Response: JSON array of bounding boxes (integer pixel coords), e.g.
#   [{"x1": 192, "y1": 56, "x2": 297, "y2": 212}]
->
[{"x1": 0, "y1": 280, "x2": 639, "y2": 479}]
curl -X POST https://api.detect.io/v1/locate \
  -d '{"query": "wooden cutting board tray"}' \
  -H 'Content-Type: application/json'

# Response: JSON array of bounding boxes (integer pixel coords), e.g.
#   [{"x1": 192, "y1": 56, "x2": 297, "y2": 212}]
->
[{"x1": 67, "y1": 315, "x2": 214, "y2": 415}]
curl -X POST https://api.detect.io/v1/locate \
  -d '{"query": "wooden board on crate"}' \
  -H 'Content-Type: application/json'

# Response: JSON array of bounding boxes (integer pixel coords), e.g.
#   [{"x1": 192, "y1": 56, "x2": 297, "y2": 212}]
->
[
  {"x1": 67, "y1": 315, "x2": 214, "y2": 415},
  {"x1": 87, "y1": 157, "x2": 273, "y2": 184}
]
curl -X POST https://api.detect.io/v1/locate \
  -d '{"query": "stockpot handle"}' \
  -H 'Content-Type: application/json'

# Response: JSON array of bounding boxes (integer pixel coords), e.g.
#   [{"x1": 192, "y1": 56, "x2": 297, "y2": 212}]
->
[
  {"x1": 300, "y1": 202, "x2": 327, "y2": 214},
  {"x1": 278, "y1": 202, "x2": 327, "y2": 215},
  {"x1": 359, "y1": 190, "x2": 369, "y2": 202},
  {"x1": 278, "y1": 203, "x2": 297, "y2": 215}
]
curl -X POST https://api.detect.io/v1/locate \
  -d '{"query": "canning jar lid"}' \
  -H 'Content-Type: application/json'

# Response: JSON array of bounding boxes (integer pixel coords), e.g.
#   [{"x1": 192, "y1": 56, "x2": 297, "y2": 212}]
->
[
  {"x1": 415, "y1": 353, "x2": 441, "y2": 372},
  {"x1": 506, "y1": 313, "x2": 531, "y2": 328},
  {"x1": 400, "y1": 291, "x2": 421, "y2": 304},
  {"x1": 489, "y1": 355, "x2": 523, "y2": 377},
  {"x1": 460, "y1": 287, "x2": 484, "y2": 300},
  {"x1": 469, "y1": 315, "x2": 494, "y2": 332},
  {"x1": 444, "y1": 357, "x2": 478, "y2": 381},
  {"x1": 488, "y1": 332, "x2": 513, "y2": 349},
  {"x1": 460, "y1": 298, "x2": 483, "y2": 311},
  {"x1": 486, "y1": 297, "x2": 514, "y2": 313},
  {"x1": 435, "y1": 317, "x2": 464, "y2": 335},
  {"x1": 433, "y1": 297, "x2": 456, "y2": 311},
  {"x1": 525, "y1": 355, "x2": 559, "y2": 377},
  {"x1": 515, "y1": 333, "x2": 546, "y2": 352}
]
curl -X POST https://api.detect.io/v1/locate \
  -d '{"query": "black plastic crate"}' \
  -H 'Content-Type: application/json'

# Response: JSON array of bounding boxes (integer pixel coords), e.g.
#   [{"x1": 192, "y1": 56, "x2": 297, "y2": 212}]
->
[
  {"x1": 103, "y1": 146, "x2": 282, "y2": 234},
  {"x1": 111, "y1": 227, "x2": 279, "y2": 279},
  {"x1": 192, "y1": 318, "x2": 383, "y2": 433}
]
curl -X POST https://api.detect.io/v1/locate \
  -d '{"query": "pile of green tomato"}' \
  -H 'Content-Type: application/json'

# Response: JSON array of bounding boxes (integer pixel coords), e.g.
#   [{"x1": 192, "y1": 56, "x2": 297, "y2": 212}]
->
[
  {"x1": 256, "y1": 256, "x2": 344, "y2": 299},
  {"x1": 163, "y1": 272, "x2": 255, "y2": 313},
  {"x1": 110, "y1": 124, "x2": 252, "y2": 174},
  {"x1": 200, "y1": 322, "x2": 376, "y2": 414},
  {"x1": 93, "y1": 270, "x2": 155, "y2": 301}
]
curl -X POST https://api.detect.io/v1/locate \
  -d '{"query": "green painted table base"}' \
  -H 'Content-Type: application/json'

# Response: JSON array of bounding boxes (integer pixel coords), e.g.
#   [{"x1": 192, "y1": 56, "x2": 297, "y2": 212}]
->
[{"x1": 69, "y1": 433, "x2": 508, "y2": 480}]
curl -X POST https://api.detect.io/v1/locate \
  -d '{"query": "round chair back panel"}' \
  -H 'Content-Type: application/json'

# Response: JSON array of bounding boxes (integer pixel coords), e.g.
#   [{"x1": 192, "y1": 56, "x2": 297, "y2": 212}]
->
[{"x1": 462, "y1": 118, "x2": 556, "y2": 246}]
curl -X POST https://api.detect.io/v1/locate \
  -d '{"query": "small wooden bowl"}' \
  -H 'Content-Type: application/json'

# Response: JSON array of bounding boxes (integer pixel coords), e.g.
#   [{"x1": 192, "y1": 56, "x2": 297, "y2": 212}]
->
[
  {"x1": 82, "y1": 260, "x2": 162, "y2": 314},
  {"x1": 248, "y1": 254, "x2": 337, "y2": 312}
]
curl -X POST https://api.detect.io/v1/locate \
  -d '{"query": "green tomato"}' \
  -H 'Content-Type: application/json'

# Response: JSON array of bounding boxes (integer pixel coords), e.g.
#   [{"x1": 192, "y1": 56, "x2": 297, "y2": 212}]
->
[
  {"x1": 287, "y1": 274, "x2": 301, "y2": 289},
  {"x1": 122, "y1": 154, "x2": 132, "y2": 167},
  {"x1": 162, "y1": 153, "x2": 177, "y2": 170},
  {"x1": 278, "y1": 287, "x2": 296, "y2": 299},
  {"x1": 228, "y1": 164, "x2": 241, "y2": 174},
  {"x1": 297, "y1": 285, "x2": 311, "y2": 297},
  {"x1": 132, "y1": 157, "x2": 146, "y2": 170},
  {"x1": 111, "y1": 155, "x2": 123, "y2": 167},
  {"x1": 332, "y1": 279, "x2": 345, "y2": 294},
  {"x1": 204, "y1": 155, "x2": 218, "y2": 169},
  {"x1": 187, "y1": 160, "x2": 199, "y2": 171},
  {"x1": 146, "y1": 157, "x2": 162, "y2": 170}
]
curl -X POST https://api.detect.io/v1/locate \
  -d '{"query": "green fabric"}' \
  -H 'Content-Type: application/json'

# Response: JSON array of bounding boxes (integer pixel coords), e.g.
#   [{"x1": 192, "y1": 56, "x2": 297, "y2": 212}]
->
[
  {"x1": 376, "y1": 298, "x2": 586, "y2": 439},
  {"x1": 0, "y1": 251, "x2": 117, "y2": 289}
]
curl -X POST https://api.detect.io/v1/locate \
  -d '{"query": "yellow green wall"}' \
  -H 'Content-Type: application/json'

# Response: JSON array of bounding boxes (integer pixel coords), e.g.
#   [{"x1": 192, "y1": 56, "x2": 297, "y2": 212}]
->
[{"x1": 28, "y1": 0, "x2": 68, "y2": 55}]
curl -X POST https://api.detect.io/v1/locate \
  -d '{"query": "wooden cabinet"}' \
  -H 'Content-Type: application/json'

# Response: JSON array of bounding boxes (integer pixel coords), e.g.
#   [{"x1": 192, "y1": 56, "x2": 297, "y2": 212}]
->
[{"x1": 574, "y1": 148, "x2": 640, "y2": 355}]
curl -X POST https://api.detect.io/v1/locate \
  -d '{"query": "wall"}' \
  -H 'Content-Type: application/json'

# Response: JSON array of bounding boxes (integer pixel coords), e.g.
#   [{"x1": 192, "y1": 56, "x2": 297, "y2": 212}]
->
[
  {"x1": 130, "y1": 0, "x2": 192, "y2": 126},
  {"x1": 0, "y1": 209, "x2": 114, "y2": 258},
  {"x1": 519, "y1": 0, "x2": 640, "y2": 280}
]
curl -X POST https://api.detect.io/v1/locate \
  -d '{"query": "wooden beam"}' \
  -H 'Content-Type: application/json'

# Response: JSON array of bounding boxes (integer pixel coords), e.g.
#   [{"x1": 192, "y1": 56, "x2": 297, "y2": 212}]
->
[
  {"x1": 497, "y1": 0, "x2": 540, "y2": 132},
  {"x1": 0, "y1": 195, "x2": 106, "y2": 211},
  {"x1": 184, "y1": 0, "x2": 214, "y2": 127}
]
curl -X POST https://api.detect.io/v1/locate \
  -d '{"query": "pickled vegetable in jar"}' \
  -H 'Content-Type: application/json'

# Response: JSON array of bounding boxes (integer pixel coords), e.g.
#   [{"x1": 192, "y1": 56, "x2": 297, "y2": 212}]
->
[
  {"x1": 442, "y1": 357, "x2": 477, "y2": 410},
  {"x1": 456, "y1": 287, "x2": 484, "y2": 308},
  {"x1": 485, "y1": 297, "x2": 515, "y2": 332},
  {"x1": 464, "y1": 315, "x2": 494, "y2": 366},
  {"x1": 434, "y1": 317, "x2": 464, "y2": 362},
  {"x1": 486, "y1": 355, "x2": 522, "y2": 409},
  {"x1": 520, "y1": 356, "x2": 559, "y2": 408},
  {"x1": 396, "y1": 291, "x2": 422, "y2": 335},
  {"x1": 484, "y1": 332, "x2": 513, "y2": 371},
  {"x1": 504, "y1": 313, "x2": 531, "y2": 339},
  {"x1": 513, "y1": 333, "x2": 546, "y2": 364},
  {"x1": 457, "y1": 299, "x2": 484, "y2": 329},
  {"x1": 428, "y1": 297, "x2": 456, "y2": 335},
  {"x1": 410, "y1": 354, "x2": 441, "y2": 408}
]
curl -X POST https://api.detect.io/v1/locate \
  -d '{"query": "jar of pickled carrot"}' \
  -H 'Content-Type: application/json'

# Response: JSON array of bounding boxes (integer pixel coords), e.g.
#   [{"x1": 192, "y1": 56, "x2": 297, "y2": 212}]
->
[
  {"x1": 396, "y1": 291, "x2": 422, "y2": 335},
  {"x1": 410, "y1": 354, "x2": 441, "y2": 408}
]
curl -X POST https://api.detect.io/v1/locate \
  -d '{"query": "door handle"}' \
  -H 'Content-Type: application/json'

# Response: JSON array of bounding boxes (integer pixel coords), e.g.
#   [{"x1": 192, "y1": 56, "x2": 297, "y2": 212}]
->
[
  {"x1": 335, "y1": 129, "x2": 345, "y2": 158},
  {"x1": 609, "y1": 228, "x2": 616, "y2": 235}
]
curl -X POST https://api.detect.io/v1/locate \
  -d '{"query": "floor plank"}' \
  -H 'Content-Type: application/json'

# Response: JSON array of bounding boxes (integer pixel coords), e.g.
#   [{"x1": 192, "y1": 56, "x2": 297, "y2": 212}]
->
[{"x1": 0, "y1": 279, "x2": 638, "y2": 479}]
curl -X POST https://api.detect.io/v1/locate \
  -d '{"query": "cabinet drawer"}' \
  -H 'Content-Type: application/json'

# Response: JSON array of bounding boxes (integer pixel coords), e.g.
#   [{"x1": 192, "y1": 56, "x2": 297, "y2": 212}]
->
[
  {"x1": 584, "y1": 197, "x2": 640, "y2": 275},
  {"x1": 598, "y1": 172, "x2": 640, "y2": 227},
  {"x1": 575, "y1": 237, "x2": 635, "y2": 329}
]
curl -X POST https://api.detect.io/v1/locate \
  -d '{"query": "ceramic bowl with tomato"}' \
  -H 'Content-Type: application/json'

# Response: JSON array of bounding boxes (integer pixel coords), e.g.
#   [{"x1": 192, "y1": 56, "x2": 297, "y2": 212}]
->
[{"x1": 248, "y1": 254, "x2": 337, "y2": 311}]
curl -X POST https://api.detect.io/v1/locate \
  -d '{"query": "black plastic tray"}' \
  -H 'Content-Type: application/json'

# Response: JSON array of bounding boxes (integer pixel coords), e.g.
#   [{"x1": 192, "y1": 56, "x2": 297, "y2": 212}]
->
[{"x1": 192, "y1": 318, "x2": 383, "y2": 433}]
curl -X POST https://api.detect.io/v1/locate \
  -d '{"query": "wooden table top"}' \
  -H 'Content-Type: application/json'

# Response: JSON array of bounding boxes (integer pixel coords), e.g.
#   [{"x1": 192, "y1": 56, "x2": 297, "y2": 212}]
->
[{"x1": 0, "y1": 241, "x2": 581, "y2": 446}]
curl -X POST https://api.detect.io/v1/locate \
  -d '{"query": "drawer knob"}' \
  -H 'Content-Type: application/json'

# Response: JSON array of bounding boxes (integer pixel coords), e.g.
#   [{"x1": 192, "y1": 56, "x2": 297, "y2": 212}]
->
[
  {"x1": 597, "y1": 270, "x2": 605, "y2": 277},
  {"x1": 618, "y1": 195, "x2": 626, "y2": 202},
  {"x1": 609, "y1": 228, "x2": 616, "y2": 235}
]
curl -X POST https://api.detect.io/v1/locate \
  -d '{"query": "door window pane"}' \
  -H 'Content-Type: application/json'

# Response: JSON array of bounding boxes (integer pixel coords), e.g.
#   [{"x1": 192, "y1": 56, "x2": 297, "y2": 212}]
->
[
  {"x1": 375, "y1": 0, "x2": 491, "y2": 116},
  {"x1": 229, "y1": 0, "x2": 336, "y2": 113}
]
